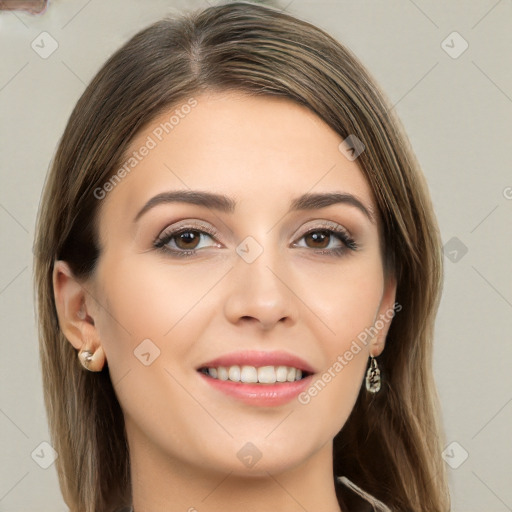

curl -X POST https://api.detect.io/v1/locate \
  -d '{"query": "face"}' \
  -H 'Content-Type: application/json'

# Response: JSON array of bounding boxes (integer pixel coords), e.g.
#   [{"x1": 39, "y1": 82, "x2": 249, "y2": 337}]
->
[{"x1": 85, "y1": 90, "x2": 396, "y2": 478}]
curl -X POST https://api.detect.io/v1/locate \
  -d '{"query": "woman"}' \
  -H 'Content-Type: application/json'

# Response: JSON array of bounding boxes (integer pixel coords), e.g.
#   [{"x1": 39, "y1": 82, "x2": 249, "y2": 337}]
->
[{"x1": 33, "y1": 2, "x2": 450, "y2": 511}]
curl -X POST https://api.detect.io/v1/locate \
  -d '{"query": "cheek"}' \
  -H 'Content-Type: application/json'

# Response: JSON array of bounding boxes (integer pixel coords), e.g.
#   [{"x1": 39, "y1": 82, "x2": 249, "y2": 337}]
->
[
  {"x1": 285, "y1": 257, "x2": 383, "y2": 428},
  {"x1": 92, "y1": 255, "x2": 227, "y2": 370},
  {"x1": 294, "y1": 254, "x2": 384, "y2": 347}
]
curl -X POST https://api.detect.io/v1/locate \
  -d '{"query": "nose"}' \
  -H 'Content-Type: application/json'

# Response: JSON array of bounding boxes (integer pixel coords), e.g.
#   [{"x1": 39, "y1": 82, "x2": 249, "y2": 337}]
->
[{"x1": 223, "y1": 241, "x2": 299, "y2": 331}]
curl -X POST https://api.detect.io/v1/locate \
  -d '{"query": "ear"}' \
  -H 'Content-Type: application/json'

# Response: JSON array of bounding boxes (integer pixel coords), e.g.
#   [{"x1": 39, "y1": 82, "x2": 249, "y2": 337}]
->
[
  {"x1": 371, "y1": 273, "x2": 398, "y2": 357},
  {"x1": 52, "y1": 260, "x2": 106, "y2": 371}
]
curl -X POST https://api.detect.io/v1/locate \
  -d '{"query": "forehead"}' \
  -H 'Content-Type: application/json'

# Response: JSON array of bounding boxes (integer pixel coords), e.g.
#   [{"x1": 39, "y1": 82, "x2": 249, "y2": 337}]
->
[{"x1": 99, "y1": 90, "x2": 376, "y2": 223}]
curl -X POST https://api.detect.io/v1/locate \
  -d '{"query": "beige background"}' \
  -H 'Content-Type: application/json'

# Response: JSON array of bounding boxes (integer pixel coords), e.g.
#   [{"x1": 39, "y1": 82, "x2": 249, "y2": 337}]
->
[{"x1": 1, "y1": 0, "x2": 511, "y2": 510}]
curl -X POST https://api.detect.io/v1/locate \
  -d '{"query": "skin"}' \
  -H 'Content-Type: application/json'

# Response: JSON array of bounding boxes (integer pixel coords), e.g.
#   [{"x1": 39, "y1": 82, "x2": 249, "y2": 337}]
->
[{"x1": 54, "y1": 90, "x2": 397, "y2": 512}]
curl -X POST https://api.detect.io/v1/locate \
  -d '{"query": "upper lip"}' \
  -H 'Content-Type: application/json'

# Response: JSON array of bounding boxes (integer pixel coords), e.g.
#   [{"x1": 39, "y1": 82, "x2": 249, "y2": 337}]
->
[{"x1": 197, "y1": 350, "x2": 317, "y2": 374}]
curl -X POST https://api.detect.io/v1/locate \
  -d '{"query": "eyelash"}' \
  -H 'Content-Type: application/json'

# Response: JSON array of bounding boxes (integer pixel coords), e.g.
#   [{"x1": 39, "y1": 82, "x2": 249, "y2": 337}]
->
[{"x1": 153, "y1": 221, "x2": 358, "y2": 258}]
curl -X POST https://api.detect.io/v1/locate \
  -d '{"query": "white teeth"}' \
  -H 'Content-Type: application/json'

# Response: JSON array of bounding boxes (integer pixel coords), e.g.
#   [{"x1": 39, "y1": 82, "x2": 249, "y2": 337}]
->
[
  {"x1": 240, "y1": 365, "x2": 258, "y2": 383},
  {"x1": 202, "y1": 365, "x2": 308, "y2": 383},
  {"x1": 276, "y1": 365, "x2": 288, "y2": 382},
  {"x1": 228, "y1": 365, "x2": 240, "y2": 381},
  {"x1": 217, "y1": 367, "x2": 229, "y2": 381},
  {"x1": 258, "y1": 366, "x2": 276, "y2": 384}
]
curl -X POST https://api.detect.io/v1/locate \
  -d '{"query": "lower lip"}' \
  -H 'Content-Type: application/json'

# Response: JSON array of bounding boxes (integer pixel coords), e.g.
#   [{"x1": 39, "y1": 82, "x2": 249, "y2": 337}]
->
[{"x1": 198, "y1": 372, "x2": 314, "y2": 407}]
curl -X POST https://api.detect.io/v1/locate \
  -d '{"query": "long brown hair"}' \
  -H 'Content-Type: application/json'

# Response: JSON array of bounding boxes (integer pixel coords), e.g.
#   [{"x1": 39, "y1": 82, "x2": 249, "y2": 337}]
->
[{"x1": 33, "y1": 2, "x2": 450, "y2": 510}]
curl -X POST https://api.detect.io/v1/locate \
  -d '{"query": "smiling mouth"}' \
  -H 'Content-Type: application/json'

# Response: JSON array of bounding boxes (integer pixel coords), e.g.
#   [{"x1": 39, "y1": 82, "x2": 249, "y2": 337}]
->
[{"x1": 198, "y1": 365, "x2": 312, "y2": 384}]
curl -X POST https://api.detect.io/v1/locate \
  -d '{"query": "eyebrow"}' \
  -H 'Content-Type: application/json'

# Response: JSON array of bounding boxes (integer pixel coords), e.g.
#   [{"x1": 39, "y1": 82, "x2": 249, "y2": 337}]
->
[{"x1": 133, "y1": 190, "x2": 376, "y2": 224}]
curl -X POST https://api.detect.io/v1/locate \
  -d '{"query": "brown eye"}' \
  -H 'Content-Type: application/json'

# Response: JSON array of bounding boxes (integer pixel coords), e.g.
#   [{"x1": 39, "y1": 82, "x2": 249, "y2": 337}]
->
[
  {"x1": 174, "y1": 230, "x2": 202, "y2": 250},
  {"x1": 293, "y1": 225, "x2": 357, "y2": 256},
  {"x1": 154, "y1": 225, "x2": 220, "y2": 256},
  {"x1": 303, "y1": 230, "x2": 332, "y2": 249}
]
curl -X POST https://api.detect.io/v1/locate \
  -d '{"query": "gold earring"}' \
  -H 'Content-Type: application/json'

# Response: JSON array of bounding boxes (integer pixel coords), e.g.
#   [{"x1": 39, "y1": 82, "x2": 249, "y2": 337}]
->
[
  {"x1": 78, "y1": 348, "x2": 105, "y2": 372},
  {"x1": 78, "y1": 349, "x2": 94, "y2": 371},
  {"x1": 365, "y1": 355, "x2": 381, "y2": 393}
]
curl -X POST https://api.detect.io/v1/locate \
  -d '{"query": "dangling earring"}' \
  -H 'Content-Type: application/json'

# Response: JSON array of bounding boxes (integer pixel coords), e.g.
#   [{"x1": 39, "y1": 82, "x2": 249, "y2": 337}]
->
[{"x1": 365, "y1": 355, "x2": 381, "y2": 393}]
